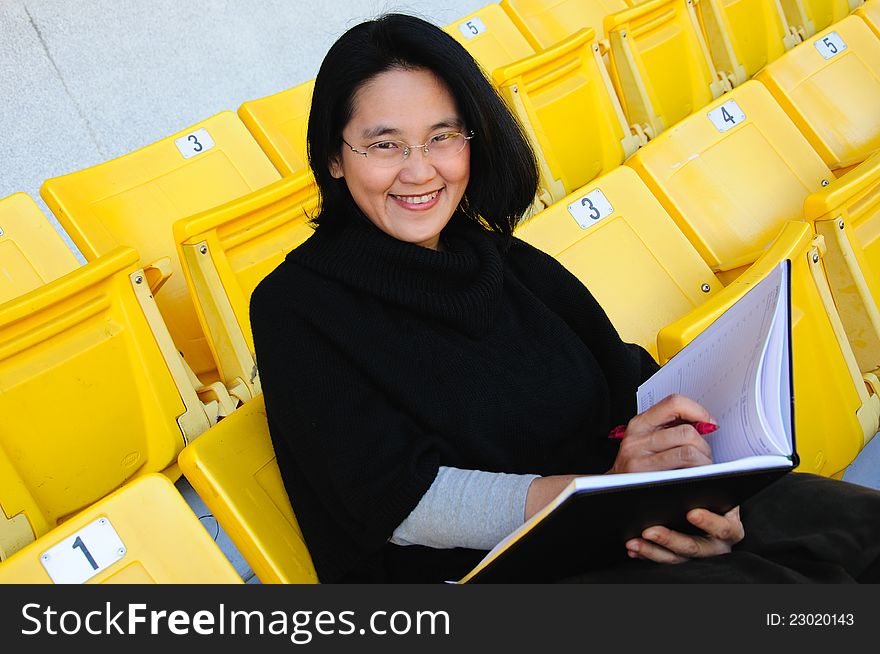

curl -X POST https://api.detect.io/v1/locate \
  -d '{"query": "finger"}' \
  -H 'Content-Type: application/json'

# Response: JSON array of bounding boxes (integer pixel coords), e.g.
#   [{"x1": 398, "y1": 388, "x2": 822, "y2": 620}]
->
[
  {"x1": 648, "y1": 442, "x2": 713, "y2": 470},
  {"x1": 626, "y1": 537, "x2": 688, "y2": 564},
  {"x1": 614, "y1": 424, "x2": 712, "y2": 474},
  {"x1": 635, "y1": 394, "x2": 716, "y2": 432},
  {"x1": 641, "y1": 526, "x2": 727, "y2": 559},
  {"x1": 648, "y1": 424, "x2": 713, "y2": 460},
  {"x1": 688, "y1": 507, "x2": 745, "y2": 544}
]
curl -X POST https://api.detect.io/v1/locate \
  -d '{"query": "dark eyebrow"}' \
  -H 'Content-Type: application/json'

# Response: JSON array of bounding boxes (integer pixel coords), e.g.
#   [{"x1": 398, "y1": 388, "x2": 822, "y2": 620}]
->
[
  {"x1": 361, "y1": 117, "x2": 464, "y2": 141},
  {"x1": 361, "y1": 125, "x2": 401, "y2": 140},
  {"x1": 430, "y1": 117, "x2": 464, "y2": 132}
]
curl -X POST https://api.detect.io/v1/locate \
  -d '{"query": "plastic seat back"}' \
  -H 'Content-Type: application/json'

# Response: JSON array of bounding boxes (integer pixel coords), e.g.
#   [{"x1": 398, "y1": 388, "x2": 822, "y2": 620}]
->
[
  {"x1": 626, "y1": 80, "x2": 832, "y2": 276},
  {"x1": 179, "y1": 394, "x2": 318, "y2": 584},
  {"x1": 0, "y1": 193, "x2": 79, "y2": 304},
  {"x1": 693, "y1": 0, "x2": 798, "y2": 86},
  {"x1": 0, "y1": 474, "x2": 242, "y2": 583},
  {"x1": 0, "y1": 246, "x2": 216, "y2": 555},
  {"x1": 754, "y1": 16, "x2": 880, "y2": 172},
  {"x1": 40, "y1": 111, "x2": 281, "y2": 381},
  {"x1": 445, "y1": 3, "x2": 537, "y2": 75},
  {"x1": 804, "y1": 151, "x2": 880, "y2": 377},
  {"x1": 238, "y1": 78, "x2": 315, "y2": 177},
  {"x1": 656, "y1": 221, "x2": 876, "y2": 476},
  {"x1": 778, "y1": 0, "x2": 855, "y2": 39},
  {"x1": 500, "y1": 0, "x2": 634, "y2": 50},
  {"x1": 515, "y1": 166, "x2": 720, "y2": 359},
  {"x1": 173, "y1": 173, "x2": 318, "y2": 398},
  {"x1": 493, "y1": 28, "x2": 640, "y2": 208},
  {"x1": 605, "y1": 0, "x2": 730, "y2": 140},
  {"x1": 856, "y1": 0, "x2": 880, "y2": 37}
]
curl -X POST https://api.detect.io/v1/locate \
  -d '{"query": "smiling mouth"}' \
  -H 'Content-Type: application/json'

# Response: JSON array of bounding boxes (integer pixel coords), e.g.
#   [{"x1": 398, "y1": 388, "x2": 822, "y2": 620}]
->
[{"x1": 390, "y1": 189, "x2": 442, "y2": 206}]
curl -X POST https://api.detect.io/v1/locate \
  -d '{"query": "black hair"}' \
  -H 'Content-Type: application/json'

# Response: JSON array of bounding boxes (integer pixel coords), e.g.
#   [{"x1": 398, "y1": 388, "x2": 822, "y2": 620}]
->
[{"x1": 306, "y1": 13, "x2": 539, "y2": 235}]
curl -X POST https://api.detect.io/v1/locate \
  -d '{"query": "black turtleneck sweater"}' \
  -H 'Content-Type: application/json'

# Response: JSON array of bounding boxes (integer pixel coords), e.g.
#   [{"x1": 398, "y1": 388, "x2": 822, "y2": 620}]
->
[{"x1": 249, "y1": 213, "x2": 658, "y2": 583}]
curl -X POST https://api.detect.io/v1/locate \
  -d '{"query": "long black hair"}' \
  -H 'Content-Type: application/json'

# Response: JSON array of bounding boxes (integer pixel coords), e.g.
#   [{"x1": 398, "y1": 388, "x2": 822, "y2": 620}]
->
[{"x1": 306, "y1": 13, "x2": 539, "y2": 235}]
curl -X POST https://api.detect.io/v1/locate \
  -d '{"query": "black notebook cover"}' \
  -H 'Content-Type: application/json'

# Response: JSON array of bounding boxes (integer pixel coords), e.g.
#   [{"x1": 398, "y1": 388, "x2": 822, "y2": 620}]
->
[{"x1": 462, "y1": 462, "x2": 794, "y2": 583}]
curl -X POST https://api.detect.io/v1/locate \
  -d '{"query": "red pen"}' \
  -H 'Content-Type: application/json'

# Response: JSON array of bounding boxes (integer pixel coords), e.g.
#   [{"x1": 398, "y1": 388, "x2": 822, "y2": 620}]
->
[{"x1": 608, "y1": 421, "x2": 718, "y2": 440}]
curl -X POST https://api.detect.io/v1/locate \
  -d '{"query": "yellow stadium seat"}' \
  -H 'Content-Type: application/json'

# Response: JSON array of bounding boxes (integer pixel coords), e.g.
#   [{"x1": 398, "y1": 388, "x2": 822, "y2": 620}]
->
[
  {"x1": 500, "y1": 0, "x2": 634, "y2": 50},
  {"x1": 626, "y1": 80, "x2": 832, "y2": 278},
  {"x1": 778, "y1": 0, "x2": 856, "y2": 40},
  {"x1": 40, "y1": 111, "x2": 281, "y2": 391},
  {"x1": 445, "y1": 3, "x2": 537, "y2": 75},
  {"x1": 492, "y1": 28, "x2": 641, "y2": 208},
  {"x1": 516, "y1": 166, "x2": 720, "y2": 360},
  {"x1": 238, "y1": 78, "x2": 314, "y2": 177},
  {"x1": 604, "y1": 0, "x2": 730, "y2": 141},
  {"x1": 178, "y1": 394, "x2": 318, "y2": 584},
  {"x1": 804, "y1": 151, "x2": 880, "y2": 377},
  {"x1": 173, "y1": 173, "x2": 318, "y2": 399},
  {"x1": 0, "y1": 247, "x2": 225, "y2": 559},
  {"x1": 754, "y1": 16, "x2": 880, "y2": 173},
  {"x1": 693, "y1": 0, "x2": 798, "y2": 87},
  {"x1": 517, "y1": 166, "x2": 875, "y2": 476},
  {"x1": 856, "y1": 0, "x2": 880, "y2": 37},
  {"x1": 624, "y1": 80, "x2": 880, "y2": 468},
  {"x1": 0, "y1": 474, "x2": 242, "y2": 583},
  {"x1": 0, "y1": 193, "x2": 79, "y2": 304},
  {"x1": 657, "y1": 221, "x2": 876, "y2": 475}
]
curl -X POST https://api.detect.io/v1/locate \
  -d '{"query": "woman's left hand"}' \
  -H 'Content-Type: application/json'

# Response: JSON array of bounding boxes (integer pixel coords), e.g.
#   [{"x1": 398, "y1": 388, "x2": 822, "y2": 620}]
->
[{"x1": 625, "y1": 506, "x2": 744, "y2": 563}]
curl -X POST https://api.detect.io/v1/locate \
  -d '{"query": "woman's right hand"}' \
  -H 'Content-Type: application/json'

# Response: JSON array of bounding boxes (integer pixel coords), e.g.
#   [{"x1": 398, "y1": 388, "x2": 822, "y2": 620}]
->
[
  {"x1": 526, "y1": 395, "x2": 715, "y2": 520},
  {"x1": 607, "y1": 394, "x2": 716, "y2": 475}
]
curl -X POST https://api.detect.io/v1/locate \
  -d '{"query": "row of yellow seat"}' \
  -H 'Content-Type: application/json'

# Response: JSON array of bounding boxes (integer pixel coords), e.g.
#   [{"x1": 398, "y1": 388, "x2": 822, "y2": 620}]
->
[
  {"x1": 458, "y1": 0, "x2": 880, "y2": 208},
  {"x1": 237, "y1": 0, "x2": 880, "y2": 211},
  {"x1": 0, "y1": 196, "x2": 246, "y2": 582},
  {"x1": 1, "y1": 0, "x2": 879, "y2": 584}
]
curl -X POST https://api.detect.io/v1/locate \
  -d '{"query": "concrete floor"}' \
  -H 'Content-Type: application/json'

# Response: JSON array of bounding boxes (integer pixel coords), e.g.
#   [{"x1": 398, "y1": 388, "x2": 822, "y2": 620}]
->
[{"x1": 842, "y1": 429, "x2": 880, "y2": 490}]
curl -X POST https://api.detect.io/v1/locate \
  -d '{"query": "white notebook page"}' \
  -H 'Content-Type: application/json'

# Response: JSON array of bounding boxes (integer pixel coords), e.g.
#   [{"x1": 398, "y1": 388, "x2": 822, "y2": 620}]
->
[{"x1": 637, "y1": 264, "x2": 790, "y2": 462}]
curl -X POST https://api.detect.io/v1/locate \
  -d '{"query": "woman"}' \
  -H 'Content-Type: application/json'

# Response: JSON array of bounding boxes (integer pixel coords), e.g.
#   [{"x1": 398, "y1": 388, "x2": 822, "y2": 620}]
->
[{"x1": 250, "y1": 14, "x2": 880, "y2": 583}]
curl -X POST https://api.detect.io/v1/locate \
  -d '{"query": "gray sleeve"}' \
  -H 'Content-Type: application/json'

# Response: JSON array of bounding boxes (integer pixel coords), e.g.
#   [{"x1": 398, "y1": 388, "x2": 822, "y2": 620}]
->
[{"x1": 390, "y1": 466, "x2": 540, "y2": 550}]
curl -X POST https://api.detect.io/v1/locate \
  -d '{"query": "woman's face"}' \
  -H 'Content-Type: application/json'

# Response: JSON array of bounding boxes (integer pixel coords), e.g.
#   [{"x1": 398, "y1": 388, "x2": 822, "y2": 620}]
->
[{"x1": 330, "y1": 67, "x2": 471, "y2": 250}]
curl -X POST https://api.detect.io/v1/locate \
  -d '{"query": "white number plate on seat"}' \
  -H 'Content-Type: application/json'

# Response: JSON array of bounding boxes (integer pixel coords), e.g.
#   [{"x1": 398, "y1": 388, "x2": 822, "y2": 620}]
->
[
  {"x1": 708, "y1": 100, "x2": 746, "y2": 133},
  {"x1": 40, "y1": 517, "x2": 126, "y2": 584},
  {"x1": 175, "y1": 128, "x2": 215, "y2": 158},
  {"x1": 567, "y1": 189, "x2": 614, "y2": 228},
  {"x1": 458, "y1": 18, "x2": 487, "y2": 39},
  {"x1": 815, "y1": 32, "x2": 846, "y2": 60}
]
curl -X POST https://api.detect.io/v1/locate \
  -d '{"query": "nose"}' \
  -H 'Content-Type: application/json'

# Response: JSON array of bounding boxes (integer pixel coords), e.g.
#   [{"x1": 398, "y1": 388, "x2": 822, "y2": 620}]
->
[{"x1": 397, "y1": 147, "x2": 436, "y2": 184}]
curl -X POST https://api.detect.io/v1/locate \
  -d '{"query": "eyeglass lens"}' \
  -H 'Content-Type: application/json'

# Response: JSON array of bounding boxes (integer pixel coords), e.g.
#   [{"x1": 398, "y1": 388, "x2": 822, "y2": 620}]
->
[{"x1": 355, "y1": 132, "x2": 472, "y2": 167}]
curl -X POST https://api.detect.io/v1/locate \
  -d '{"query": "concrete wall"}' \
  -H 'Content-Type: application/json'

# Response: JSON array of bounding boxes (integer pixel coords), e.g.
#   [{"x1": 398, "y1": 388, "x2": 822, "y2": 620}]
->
[{"x1": 0, "y1": 0, "x2": 486, "y2": 258}]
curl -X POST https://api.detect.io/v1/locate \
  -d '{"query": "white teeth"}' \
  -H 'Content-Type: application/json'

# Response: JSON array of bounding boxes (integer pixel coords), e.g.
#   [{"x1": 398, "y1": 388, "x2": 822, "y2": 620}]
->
[{"x1": 394, "y1": 191, "x2": 439, "y2": 205}]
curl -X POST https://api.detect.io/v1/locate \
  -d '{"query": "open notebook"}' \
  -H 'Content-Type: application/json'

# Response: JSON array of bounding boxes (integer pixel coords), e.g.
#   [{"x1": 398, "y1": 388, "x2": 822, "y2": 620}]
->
[{"x1": 459, "y1": 260, "x2": 795, "y2": 583}]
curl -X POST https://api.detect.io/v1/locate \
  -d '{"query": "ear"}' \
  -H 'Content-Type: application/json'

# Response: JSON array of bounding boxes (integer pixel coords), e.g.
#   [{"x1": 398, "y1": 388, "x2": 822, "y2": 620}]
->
[{"x1": 329, "y1": 156, "x2": 344, "y2": 179}]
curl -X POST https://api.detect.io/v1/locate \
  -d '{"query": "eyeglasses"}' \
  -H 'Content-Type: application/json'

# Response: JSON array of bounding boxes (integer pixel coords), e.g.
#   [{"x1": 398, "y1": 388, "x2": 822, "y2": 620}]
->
[{"x1": 342, "y1": 131, "x2": 474, "y2": 168}]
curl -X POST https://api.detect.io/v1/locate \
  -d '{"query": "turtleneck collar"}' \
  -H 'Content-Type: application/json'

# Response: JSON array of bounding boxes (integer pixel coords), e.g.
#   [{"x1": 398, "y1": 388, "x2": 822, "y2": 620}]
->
[{"x1": 289, "y1": 211, "x2": 507, "y2": 336}]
